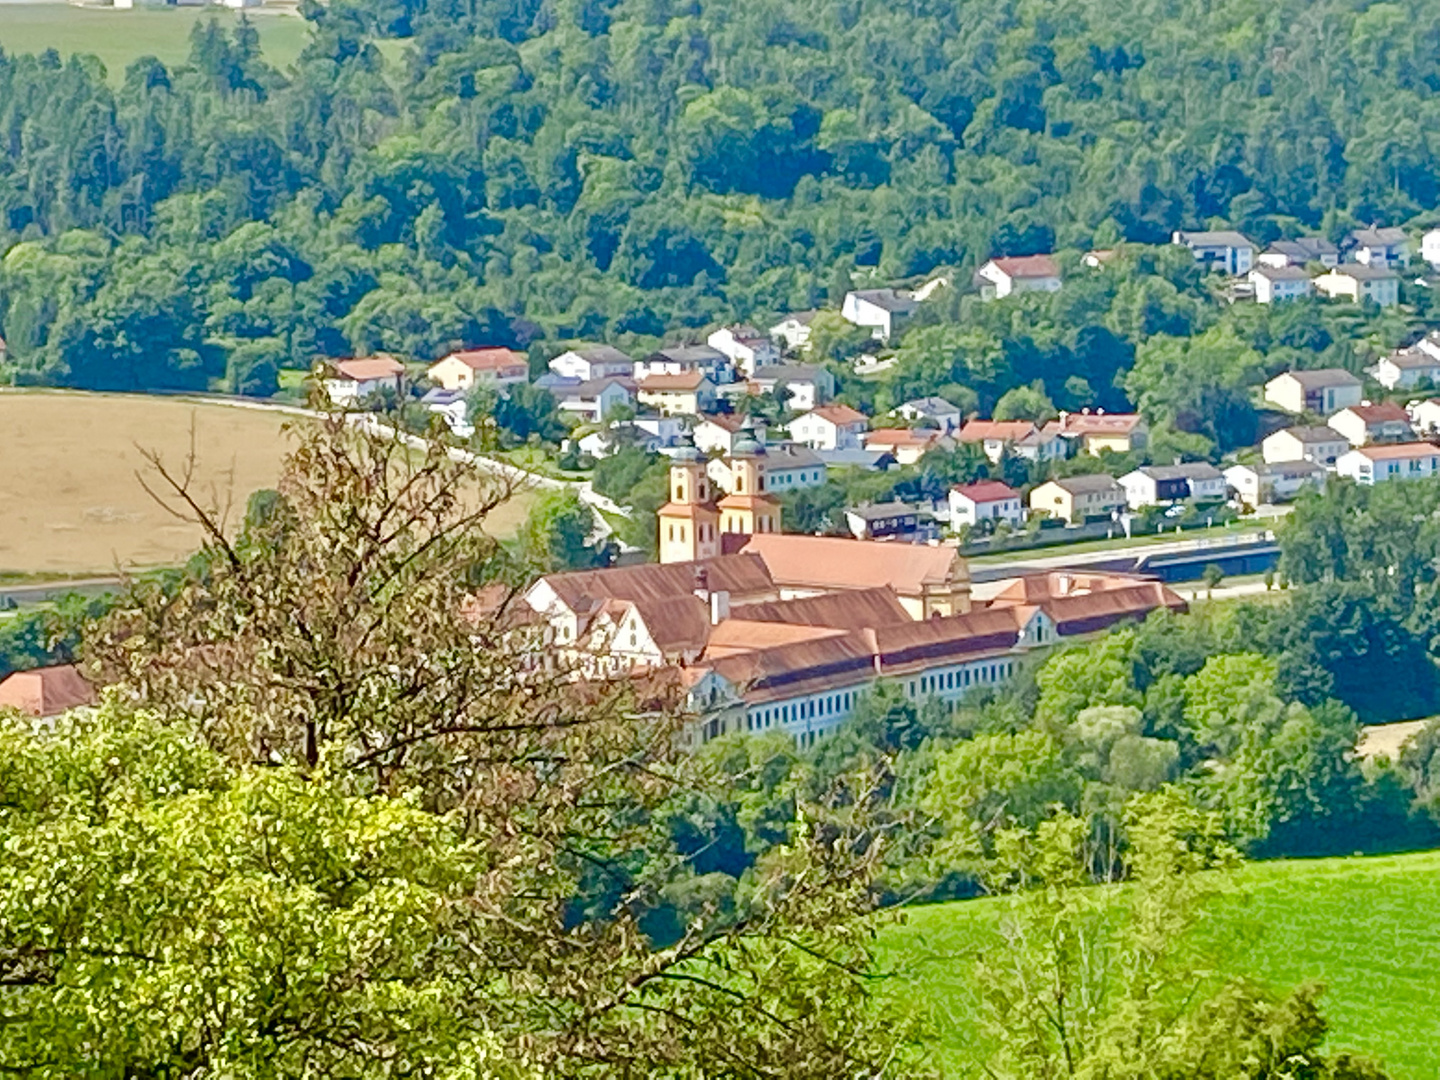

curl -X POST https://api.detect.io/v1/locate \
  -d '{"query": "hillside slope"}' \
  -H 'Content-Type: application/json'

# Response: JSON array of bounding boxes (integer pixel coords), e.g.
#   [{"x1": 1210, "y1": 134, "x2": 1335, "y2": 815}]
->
[{"x1": 878, "y1": 850, "x2": 1440, "y2": 1077}]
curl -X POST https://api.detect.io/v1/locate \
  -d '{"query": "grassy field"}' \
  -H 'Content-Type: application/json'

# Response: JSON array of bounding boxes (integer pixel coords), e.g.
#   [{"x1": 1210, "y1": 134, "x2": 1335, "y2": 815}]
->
[
  {"x1": 0, "y1": 5, "x2": 311, "y2": 81},
  {"x1": 0, "y1": 391, "x2": 531, "y2": 576},
  {"x1": 876, "y1": 849, "x2": 1440, "y2": 1078}
]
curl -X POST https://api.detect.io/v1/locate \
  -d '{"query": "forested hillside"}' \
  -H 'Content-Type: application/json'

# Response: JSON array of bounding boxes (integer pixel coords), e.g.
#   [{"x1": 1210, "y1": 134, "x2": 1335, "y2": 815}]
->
[{"x1": 2, "y1": 0, "x2": 1439, "y2": 392}]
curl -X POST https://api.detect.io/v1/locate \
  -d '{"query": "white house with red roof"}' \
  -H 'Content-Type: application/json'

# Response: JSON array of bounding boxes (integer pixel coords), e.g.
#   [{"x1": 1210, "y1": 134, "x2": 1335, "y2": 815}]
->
[
  {"x1": 1328, "y1": 402, "x2": 1413, "y2": 447},
  {"x1": 1337, "y1": 442, "x2": 1440, "y2": 485},
  {"x1": 974, "y1": 255, "x2": 1063, "y2": 300},
  {"x1": 948, "y1": 480, "x2": 1024, "y2": 528},
  {"x1": 428, "y1": 347, "x2": 529, "y2": 391},
  {"x1": 790, "y1": 404, "x2": 869, "y2": 450},
  {"x1": 324, "y1": 356, "x2": 406, "y2": 405}
]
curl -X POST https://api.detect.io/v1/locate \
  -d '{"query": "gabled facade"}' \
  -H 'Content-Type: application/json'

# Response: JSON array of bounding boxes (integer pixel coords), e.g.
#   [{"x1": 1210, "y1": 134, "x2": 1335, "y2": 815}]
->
[
  {"x1": 790, "y1": 404, "x2": 868, "y2": 450},
  {"x1": 1328, "y1": 403, "x2": 1414, "y2": 447},
  {"x1": 428, "y1": 348, "x2": 528, "y2": 391},
  {"x1": 1314, "y1": 265, "x2": 1400, "y2": 306},
  {"x1": 1172, "y1": 230, "x2": 1256, "y2": 275},
  {"x1": 707, "y1": 325, "x2": 780, "y2": 377},
  {"x1": 1263, "y1": 368, "x2": 1363, "y2": 415},
  {"x1": 1120, "y1": 463, "x2": 1226, "y2": 509},
  {"x1": 841, "y1": 289, "x2": 919, "y2": 340},
  {"x1": 1337, "y1": 442, "x2": 1440, "y2": 485},
  {"x1": 549, "y1": 345, "x2": 634, "y2": 382},
  {"x1": 1248, "y1": 264, "x2": 1313, "y2": 303},
  {"x1": 974, "y1": 254, "x2": 1062, "y2": 300},
  {"x1": 949, "y1": 480, "x2": 1024, "y2": 527}
]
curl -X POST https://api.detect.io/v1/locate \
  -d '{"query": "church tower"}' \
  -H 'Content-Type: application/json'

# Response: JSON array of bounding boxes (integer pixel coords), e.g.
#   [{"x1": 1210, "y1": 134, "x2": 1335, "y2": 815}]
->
[
  {"x1": 657, "y1": 446, "x2": 721, "y2": 564},
  {"x1": 718, "y1": 437, "x2": 783, "y2": 537}
]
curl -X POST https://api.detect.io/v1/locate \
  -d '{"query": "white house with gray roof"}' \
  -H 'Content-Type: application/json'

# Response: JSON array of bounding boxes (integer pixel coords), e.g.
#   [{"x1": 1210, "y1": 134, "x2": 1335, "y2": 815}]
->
[
  {"x1": 1120, "y1": 463, "x2": 1226, "y2": 509},
  {"x1": 841, "y1": 288, "x2": 919, "y2": 340},
  {"x1": 1172, "y1": 230, "x2": 1257, "y2": 275}
]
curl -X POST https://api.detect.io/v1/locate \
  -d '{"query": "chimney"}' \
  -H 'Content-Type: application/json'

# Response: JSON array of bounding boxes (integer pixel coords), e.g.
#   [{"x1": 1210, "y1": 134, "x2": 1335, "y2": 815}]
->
[
  {"x1": 692, "y1": 566, "x2": 710, "y2": 602},
  {"x1": 1056, "y1": 572, "x2": 1074, "y2": 597},
  {"x1": 709, "y1": 590, "x2": 730, "y2": 625}
]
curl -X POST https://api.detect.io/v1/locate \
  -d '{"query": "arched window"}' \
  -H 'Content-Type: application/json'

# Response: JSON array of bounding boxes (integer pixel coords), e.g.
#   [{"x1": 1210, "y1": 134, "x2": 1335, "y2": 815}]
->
[{"x1": 736, "y1": 475, "x2": 744, "y2": 493}]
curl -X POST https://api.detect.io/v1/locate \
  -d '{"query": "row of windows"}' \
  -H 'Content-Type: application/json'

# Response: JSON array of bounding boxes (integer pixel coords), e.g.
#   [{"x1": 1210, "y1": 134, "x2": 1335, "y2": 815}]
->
[
  {"x1": 908, "y1": 660, "x2": 1016, "y2": 698},
  {"x1": 666, "y1": 522, "x2": 715, "y2": 543},
  {"x1": 748, "y1": 689, "x2": 858, "y2": 732}
]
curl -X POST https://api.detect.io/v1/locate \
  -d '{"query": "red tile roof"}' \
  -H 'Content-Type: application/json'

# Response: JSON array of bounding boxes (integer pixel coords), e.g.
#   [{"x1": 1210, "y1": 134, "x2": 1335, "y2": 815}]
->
[
  {"x1": 952, "y1": 480, "x2": 1020, "y2": 503},
  {"x1": 441, "y1": 347, "x2": 527, "y2": 371},
  {"x1": 958, "y1": 419, "x2": 1037, "y2": 442},
  {"x1": 1057, "y1": 412, "x2": 1145, "y2": 435},
  {"x1": 1342, "y1": 402, "x2": 1410, "y2": 423},
  {"x1": 332, "y1": 356, "x2": 404, "y2": 381},
  {"x1": 807, "y1": 404, "x2": 868, "y2": 426},
  {"x1": 640, "y1": 371, "x2": 708, "y2": 391},
  {"x1": 989, "y1": 254, "x2": 1061, "y2": 278},
  {"x1": 0, "y1": 664, "x2": 96, "y2": 718}
]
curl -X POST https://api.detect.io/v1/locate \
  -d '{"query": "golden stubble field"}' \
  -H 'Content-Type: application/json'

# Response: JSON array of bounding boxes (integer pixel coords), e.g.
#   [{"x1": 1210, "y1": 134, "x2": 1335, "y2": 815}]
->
[{"x1": 0, "y1": 393, "x2": 531, "y2": 576}]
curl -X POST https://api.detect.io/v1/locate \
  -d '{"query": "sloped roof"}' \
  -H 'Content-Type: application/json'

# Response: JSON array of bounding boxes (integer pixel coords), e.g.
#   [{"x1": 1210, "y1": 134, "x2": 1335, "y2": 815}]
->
[
  {"x1": 1339, "y1": 402, "x2": 1410, "y2": 423},
  {"x1": 953, "y1": 480, "x2": 1020, "y2": 503},
  {"x1": 439, "y1": 347, "x2": 526, "y2": 371},
  {"x1": 741, "y1": 533, "x2": 967, "y2": 595},
  {"x1": 865, "y1": 428, "x2": 944, "y2": 448},
  {"x1": 1131, "y1": 462, "x2": 1223, "y2": 482},
  {"x1": 806, "y1": 404, "x2": 868, "y2": 426},
  {"x1": 332, "y1": 356, "x2": 404, "y2": 380},
  {"x1": 0, "y1": 664, "x2": 95, "y2": 718},
  {"x1": 958, "y1": 419, "x2": 1037, "y2": 442},
  {"x1": 541, "y1": 554, "x2": 776, "y2": 615},
  {"x1": 1269, "y1": 425, "x2": 1345, "y2": 444},
  {"x1": 729, "y1": 586, "x2": 913, "y2": 631},
  {"x1": 652, "y1": 344, "x2": 726, "y2": 365},
  {"x1": 988, "y1": 254, "x2": 1061, "y2": 279},
  {"x1": 1251, "y1": 264, "x2": 1312, "y2": 281},
  {"x1": 848, "y1": 288, "x2": 919, "y2": 314},
  {"x1": 1042, "y1": 473, "x2": 1124, "y2": 495},
  {"x1": 564, "y1": 344, "x2": 633, "y2": 365},
  {"x1": 1042, "y1": 582, "x2": 1187, "y2": 634},
  {"x1": 702, "y1": 620, "x2": 847, "y2": 658},
  {"x1": 1056, "y1": 412, "x2": 1145, "y2": 435},
  {"x1": 1268, "y1": 237, "x2": 1338, "y2": 259},
  {"x1": 1352, "y1": 441, "x2": 1440, "y2": 461},
  {"x1": 1329, "y1": 264, "x2": 1398, "y2": 281},
  {"x1": 764, "y1": 444, "x2": 825, "y2": 470},
  {"x1": 640, "y1": 371, "x2": 708, "y2": 391},
  {"x1": 751, "y1": 364, "x2": 826, "y2": 384},
  {"x1": 872, "y1": 607, "x2": 1025, "y2": 673},
  {"x1": 1176, "y1": 230, "x2": 1255, "y2": 248},
  {"x1": 1351, "y1": 227, "x2": 1408, "y2": 247},
  {"x1": 705, "y1": 632, "x2": 878, "y2": 704},
  {"x1": 1273, "y1": 367, "x2": 1361, "y2": 389},
  {"x1": 847, "y1": 501, "x2": 918, "y2": 522},
  {"x1": 1383, "y1": 348, "x2": 1440, "y2": 370}
]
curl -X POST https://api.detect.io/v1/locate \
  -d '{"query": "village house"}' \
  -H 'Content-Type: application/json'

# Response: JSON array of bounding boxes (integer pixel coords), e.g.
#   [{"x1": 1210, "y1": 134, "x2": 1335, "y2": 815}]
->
[
  {"x1": 863, "y1": 427, "x2": 953, "y2": 466},
  {"x1": 974, "y1": 254, "x2": 1063, "y2": 300},
  {"x1": 636, "y1": 345, "x2": 731, "y2": 383},
  {"x1": 949, "y1": 480, "x2": 1024, "y2": 528},
  {"x1": 841, "y1": 288, "x2": 919, "y2": 340},
  {"x1": 692, "y1": 414, "x2": 765, "y2": 455},
  {"x1": 1328, "y1": 402, "x2": 1414, "y2": 446},
  {"x1": 892, "y1": 396, "x2": 963, "y2": 432},
  {"x1": 324, "y1": 356, "x2": 405, "y2": 405},
  {"x1": 709, "y1": 443, "x2": 825, "y2": 494},
  {"x1": 815, "y1": 447, "x2": 898, "y2": 471},
  {"x1": 1337, "y1": 442, "x2": 1440, "y2": 485},
  {"x1": 1410, "y1": 399, "x2": 1440, "y2": 435},
  {"x1": 428, "y1": 347, "x2": 529, "y2": 391},
  {"x1": 1347, "y1": 226, "x2": 1410, "y2": 268},
  {"x1": 0, "y1": 664, "x2": 95, "y2": 719},
  {"x1": 1028, "y1": 474, "x2": 1126, "y2": 524},
  {"x1": 708, "y1": 325, "x2": 780, "y2": 377},
  {"x1": 1314, "y1": 265, "x2": 1400, "y2": 307},
  {"x1": 1172, "y1": 230, "x2": 1256, "y2": 275},
  {"x1": 844, "y1": 502, "x2": 926, "y2": 542},
  {"x1": 1248, "y1": 264, "x2": 1313, "y2": 304},
  {"x1": 769, "y1": 310, "x2": 820, "y2": 352},
  {"x1": 790, "y1": 404, "x2": 868, "y2": 451},
  {"x1": 1261, "y1": 425, "x2": 1350, "y2": 467},
  {"x1": 549, "y1": 344, "x2": 634, "y2": 382},
  {"x1": 1258, "y1": 237, "x2": 1339, "y2": 269},
  {"x1": 957, "y1": 419, "x2": 1066, "y2": 463},
  {"x1": 1224, "y1": 461, "x2": 1327, "y2": 507},
  {"x1": 1424, "y1": 229, "x2": 1440, "y2": 269},
  {"x1": 747, "y1": 364, "x2": 835, "y2": 411},
  {"x1": 419, "y1": 388, "x2": 473, "y2": 437},
  {"x1": 1373, "y1": 341, "x2": 1440, "y2": 390},
  {"x1": 637, "y1": 372, "x2": 717, "y2": 417},
  {"x1": 1262, "y1": 368, "x2": 1363, "y2": 415},
  {"x1": 1055, "y1": 411, "x2": 1149, "y2": 455},
  {"x1": 1120, "y1": 463, "x2": 1226, "y2": 510},
  {"x1": 554, "y1": 377, "x2": 635, "y2": 422}
]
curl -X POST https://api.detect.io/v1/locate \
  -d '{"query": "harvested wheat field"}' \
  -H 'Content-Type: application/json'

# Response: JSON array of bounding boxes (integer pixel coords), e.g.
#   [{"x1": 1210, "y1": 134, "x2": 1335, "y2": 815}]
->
[{"x1": 0, "y1": 392, "x2": 531, "y2": 576}]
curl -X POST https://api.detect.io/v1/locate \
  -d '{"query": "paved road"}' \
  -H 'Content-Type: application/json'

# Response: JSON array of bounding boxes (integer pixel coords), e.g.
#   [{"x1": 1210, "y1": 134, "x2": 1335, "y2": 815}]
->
[{"x1": 969, "y1": 528, "x2": 1277, "y2": 584}]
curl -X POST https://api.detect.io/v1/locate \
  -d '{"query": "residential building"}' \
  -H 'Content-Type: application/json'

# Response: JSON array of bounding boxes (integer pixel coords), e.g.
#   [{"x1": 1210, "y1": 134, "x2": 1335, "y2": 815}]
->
[
  {"x1": 814, "y1": 448, "x2": 898, "y2": 471},
  {"x1": 1258, "y1": 237, "x2": 1339, "y2": 269},
  {"x1": 1337, "y1": 442, "x2": 1440, "y2": 485},
  {"x1": 790, "y1": 404, "x2": 868, "y2": 451},
  {"x1": 769, "y1": 310, "x2": 820, "y2": 352},
  {"x1": 949, "y1": 480, "x2": 1024, "y2": 528},
  {"x1": 324, "y1": 356, "x2": 405, "y2": 405},
  {"x1": 0, "y1": 664, "x2": 95, "y2": 719},
  {"x1": 1029, "y1": 474, "x2": 1126, "y2": 524},
  {"x1": 555, "y1": 377, "x2": 635, "y2": 422},
  {"x1": 747, "y1": 364, "x2": 835, "y2": 411},
  {"x1": 419, "y1": 387, "x2": 473, "y2": 438},
  {"x1": 737, "y1": 533, "x2": 972, "y2": 619},
  {"x1": 844, "y1": 502, "x2": 924, "y2": 541},
  {"x1": 1373, "y1": 343, "x2": 1440, "y2": 391},
  {"x1": 1314, "y1": 265, "x2": 1400, "y2": 306},
  {"x1": 636, "y1": 345, "x2": 731, "y2": 383},
  {"x1": 1055, "y1": 411, "x2": 1149, "y2": 455},
  {"x1": 1423, "y1": 228, "x2": 1440, "y2": 270},
  {"x1": 692, "y1": 414, "x2": 764, "y2": 456},
  {"x1": 841, "y1": 288, "x2": 919, "y2": 340},
  {"x1": 1248, "y1": 264, "x2": 1313, "y2": 304},
  {"x1": 638, "y1": 372, "x2": 716, "y2": 417},
  {"x1": 1261, "y1": 425, "x2": 1350, "y2": 467},
  {"x1": 957, "y1": 419, "x2": 1065, "y2": 463},
  {"x1": 1172, "y1": 230, "x2": 1257, "y2": 275},
  {"x1": 708, "y1": 325, "x2": 780, "y2": 377},
  {"x1": 1328, "y1": 403, "x2": 1414, "y2": 447},
  {"x1": 974, "y1": 254, "x2": 1063, "y2": 300},
  {"x1": 549, "y1": 344, "x2": 634, "y2": 382},
  {"x1": 1263, "y1": 368, "x2": 1363, "y2": 415},
  {"x1": 892, "y1": 396, "x2": 963, "y2": 432},
  {"x1": 1410, "y1": 399, "x2": 1440, "y2": 435},
  {"x1": 1120, "y1": 463, "x2": 1226, "y2": 509},
  {"x1": 710, "y1": 444, "x2": 825, "y2": 494},
  {"x1": 863, "y1": 427, "x2": 952, "y2": 466},
  {"x1": 427, "y1": 347, "x2": 528, "y2": 391},
  {"x1": 1347, "y1": 226, "x2": 1410, "y2": 268},
  {"x1": 1224, "y1": 461, "x2": 1326, "y2": 506}
]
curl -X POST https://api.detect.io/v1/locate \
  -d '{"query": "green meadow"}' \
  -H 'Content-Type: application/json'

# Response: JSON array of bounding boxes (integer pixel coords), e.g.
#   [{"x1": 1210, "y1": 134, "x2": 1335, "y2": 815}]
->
[
  {"x1": 877, "y1": 849, "x2": 1440, "y2": 1078},
  {"x1": 0, "y1": 5, "x2": 310, "y2": 80}
]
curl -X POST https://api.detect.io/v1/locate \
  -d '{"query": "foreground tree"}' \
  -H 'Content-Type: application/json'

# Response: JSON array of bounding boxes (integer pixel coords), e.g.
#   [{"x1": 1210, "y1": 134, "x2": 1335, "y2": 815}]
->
[{"x1": 1, "y1": 411, "x2": 931, "y2": 1078}]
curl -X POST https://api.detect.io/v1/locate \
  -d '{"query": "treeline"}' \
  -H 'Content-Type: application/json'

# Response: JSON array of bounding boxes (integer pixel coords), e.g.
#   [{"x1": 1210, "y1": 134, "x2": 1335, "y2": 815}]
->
[{"x1": 4, "y1": 0, "x2": 1440, "y2": 397}]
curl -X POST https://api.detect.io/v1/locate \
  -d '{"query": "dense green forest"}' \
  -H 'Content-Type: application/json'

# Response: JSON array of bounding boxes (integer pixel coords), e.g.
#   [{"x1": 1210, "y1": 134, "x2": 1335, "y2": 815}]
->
[{"x1": 2, "y1": 0, "x2": 1440, "y2": 399}]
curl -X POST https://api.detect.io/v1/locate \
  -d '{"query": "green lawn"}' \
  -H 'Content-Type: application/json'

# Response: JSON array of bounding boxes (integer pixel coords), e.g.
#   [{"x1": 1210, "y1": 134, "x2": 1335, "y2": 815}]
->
[
  {"x1": 0, "y1": 5, "x2": 311, "y2": 81},
  {"x1": 967, "y1": 519, "x2": 1275, "y2": 565},
  {"x1": 876, "y1": 849, "x2": 1440, "y2": 1077}
]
